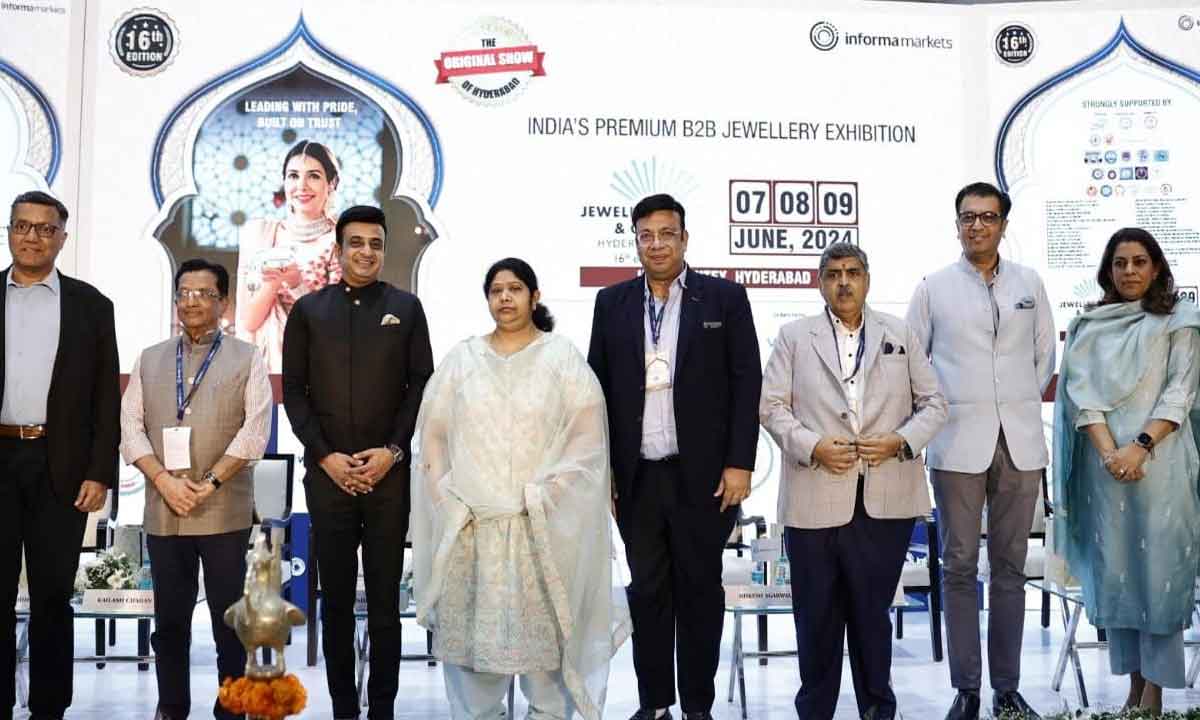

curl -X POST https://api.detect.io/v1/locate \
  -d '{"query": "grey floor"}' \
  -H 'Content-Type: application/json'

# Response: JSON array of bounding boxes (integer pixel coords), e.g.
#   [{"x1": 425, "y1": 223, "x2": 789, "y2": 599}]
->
[{"x1": 26, "y1": 592, "x2": 1200, "y2": 719}]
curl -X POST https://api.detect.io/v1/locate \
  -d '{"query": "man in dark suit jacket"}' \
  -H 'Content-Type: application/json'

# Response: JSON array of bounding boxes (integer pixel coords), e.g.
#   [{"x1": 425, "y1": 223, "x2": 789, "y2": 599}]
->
[
  {"x1": 0, "y1": 191, "x2": 119, "y2": 720},
  {"x1": 588, "y1": 193, "x2": 762, "y2": 720},
  {"x1": 282, "y1": 205, "x2": 433, "y2": 720}
]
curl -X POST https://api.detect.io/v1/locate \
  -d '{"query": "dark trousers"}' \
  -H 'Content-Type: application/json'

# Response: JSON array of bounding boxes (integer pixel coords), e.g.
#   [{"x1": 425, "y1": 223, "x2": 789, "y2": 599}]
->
[
  {"x1": 306, "y1": 464, "x2": 410, "y2": 720},
  {"x1": 147, "y1": 528, "x2": 252, "y2": 720},
  {"x1": 620, "y1": 457, "x2": 736, "y2": 713},
  {"x1": 0, "y1": 438, "x2": 87, "y2": 720},
  {"x1": 785, "y1": 479, "x2": 914, "y2": 720}
]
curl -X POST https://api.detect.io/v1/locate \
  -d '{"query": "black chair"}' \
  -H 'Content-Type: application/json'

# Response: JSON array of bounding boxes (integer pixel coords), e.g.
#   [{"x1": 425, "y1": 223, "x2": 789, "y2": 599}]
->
[{"x1": 893, "y1": 512, "x2": 944, "y2": 662}]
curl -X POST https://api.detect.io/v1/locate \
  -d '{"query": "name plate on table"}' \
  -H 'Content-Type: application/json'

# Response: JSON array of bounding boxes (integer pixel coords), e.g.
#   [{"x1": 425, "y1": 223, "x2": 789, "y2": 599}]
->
[
  {"x1": 750, "y1": 537, "x2": 782, "y2": 563},
  {"x1": 724, "y1": 584, "x2": 792, "y2": 608},
  {"x1": 81, "y1": 589, "x2": 155, "y2": 614}
]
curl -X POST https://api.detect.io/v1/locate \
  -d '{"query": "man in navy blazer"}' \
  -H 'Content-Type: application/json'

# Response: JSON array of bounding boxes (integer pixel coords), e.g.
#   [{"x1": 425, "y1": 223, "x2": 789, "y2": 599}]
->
[
  {"x1": 0, "y1": 191, "x2": 120, "y2": 720},
  {"x1": 588, "y1": 193, "x2": 762, "y2": 720}
]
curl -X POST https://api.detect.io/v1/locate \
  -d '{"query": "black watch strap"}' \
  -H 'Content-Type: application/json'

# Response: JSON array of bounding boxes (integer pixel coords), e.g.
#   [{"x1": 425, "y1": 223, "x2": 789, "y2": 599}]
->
[{"x1": 204, "y1": 470, "x2": 222, "y2": 489}]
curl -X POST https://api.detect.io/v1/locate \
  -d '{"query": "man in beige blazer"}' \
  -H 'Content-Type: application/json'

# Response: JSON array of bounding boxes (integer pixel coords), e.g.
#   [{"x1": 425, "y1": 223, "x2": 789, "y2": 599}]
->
[{"x1": 760, "y1": 243, "x2": 946, "y2": 720}]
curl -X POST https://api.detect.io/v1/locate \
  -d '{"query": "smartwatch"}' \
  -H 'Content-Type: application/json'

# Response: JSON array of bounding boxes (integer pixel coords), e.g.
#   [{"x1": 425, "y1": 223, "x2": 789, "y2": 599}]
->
[{"x1": 1135, "y1": 432, "x2": 1155, "y2": 453}]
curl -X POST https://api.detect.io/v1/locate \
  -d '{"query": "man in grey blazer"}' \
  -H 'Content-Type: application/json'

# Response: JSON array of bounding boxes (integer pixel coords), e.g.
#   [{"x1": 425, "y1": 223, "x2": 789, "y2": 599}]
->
[
  {"x1": 761, "y1": 243, "x2": 946, "y2": 720},
  {"x1": 906, "y1": 182, "x2": 1055, "y2": 720}
]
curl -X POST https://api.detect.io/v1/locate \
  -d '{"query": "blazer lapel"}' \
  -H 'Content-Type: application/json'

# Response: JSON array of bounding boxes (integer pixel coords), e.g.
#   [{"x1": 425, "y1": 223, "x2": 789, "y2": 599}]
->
[
  {"x1": 0, "y1": 269, "x2": 6, "y2": 407},
  {"x1": 674, "y1": 269, "x2": 700, "y2": 369},
  {"x1": 860, "y1": 306, "x2": 884, "y2": 380},
  {"x1": 623, "y1": 279, "x2": 645, "y2": 373},
  {"x1": 48, "y1": 272, "x2": 72, "y2": 395},
  {"x1": 810, "y1": 312, "x2": 844, "y2": 388}
]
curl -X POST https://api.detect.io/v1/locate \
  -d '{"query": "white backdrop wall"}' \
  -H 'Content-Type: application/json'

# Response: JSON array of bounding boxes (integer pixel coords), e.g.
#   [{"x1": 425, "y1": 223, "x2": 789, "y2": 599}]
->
[{"x1": 2, "y1": 0, "x2": 1198, "y2": 525}]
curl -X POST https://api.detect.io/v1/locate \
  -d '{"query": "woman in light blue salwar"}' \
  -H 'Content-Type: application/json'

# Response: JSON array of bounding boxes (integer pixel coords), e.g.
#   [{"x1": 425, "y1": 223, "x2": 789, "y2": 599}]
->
[{"x1": 1054, "y1": 228, "x2": 1200, "y2": 714}]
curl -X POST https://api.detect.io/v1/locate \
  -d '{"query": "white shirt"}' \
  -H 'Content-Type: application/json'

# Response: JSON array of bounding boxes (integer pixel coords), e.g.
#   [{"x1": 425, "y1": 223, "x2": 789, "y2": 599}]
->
[
  {"x1": 640, "y1": 268, "x2": 686, "y2": 460},
  {"x1": 828, "y1": 308, "x2": 865, "y2": 473}
]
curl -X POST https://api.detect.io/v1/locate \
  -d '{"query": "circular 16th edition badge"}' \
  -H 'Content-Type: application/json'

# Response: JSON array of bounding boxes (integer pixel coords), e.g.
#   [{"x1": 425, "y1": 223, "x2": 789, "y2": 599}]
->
[
  {"x1": 994, "y1": 23, "x2": 1035, "y2": 66},
  {"x1": 109, "y1": 7, "x2": 180, "y2": 77}
]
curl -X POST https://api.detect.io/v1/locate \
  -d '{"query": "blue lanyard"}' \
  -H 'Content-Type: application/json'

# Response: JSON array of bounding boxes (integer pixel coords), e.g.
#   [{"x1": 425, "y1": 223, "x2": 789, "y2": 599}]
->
[
  {"x1": 646, "y1": 289, "x2": 668, "y2": 350},
  {"x1": 825, "y1": 310, "x2": 865, "y2": 382},
  {"x1": 176, "y1": 333, "x2": 223, "y2": 423}
]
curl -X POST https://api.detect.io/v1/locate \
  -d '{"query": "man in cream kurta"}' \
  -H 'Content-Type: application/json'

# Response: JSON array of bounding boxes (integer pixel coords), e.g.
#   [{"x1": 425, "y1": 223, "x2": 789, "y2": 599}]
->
[
  {"x1": 120, "y1": 259, "x2": 272, "y2": 720},
  {"x1": 906, "y1": 183, "x2": 1055, "y2": 720}
]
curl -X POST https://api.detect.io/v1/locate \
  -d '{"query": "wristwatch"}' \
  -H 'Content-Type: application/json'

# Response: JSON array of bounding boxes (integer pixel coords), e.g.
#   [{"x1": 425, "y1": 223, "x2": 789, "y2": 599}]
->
[
  {"x1": 1135, "y1": 432, "x2": 1155, "y2": 454},
  {"x1": 386, "y1": 443, "x2": 405, "y2": 465},
  {"x1": 203, "y1": 470, "x2": 222, "y2": 489},
  {"x1": 897, "y1": 441, "x2": 915, "y2": 461}
]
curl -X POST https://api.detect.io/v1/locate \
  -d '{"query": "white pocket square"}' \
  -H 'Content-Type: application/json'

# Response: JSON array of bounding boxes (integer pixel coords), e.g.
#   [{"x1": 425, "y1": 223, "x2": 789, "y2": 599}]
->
[{"x1": 380, "y1": 313, "x2": 402, "y2": 326}]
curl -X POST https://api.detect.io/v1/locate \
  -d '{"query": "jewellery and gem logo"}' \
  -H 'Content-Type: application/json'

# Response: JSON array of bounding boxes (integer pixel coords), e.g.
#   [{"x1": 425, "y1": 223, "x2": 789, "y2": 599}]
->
[
  {"x1": 109, "y1": 7, "x2": 180, "y2": 77},
  {"x1": 810, "y1": 21, "x2": 839, "y2": 51},
  {"x1": 994, "y1": 23, "x2": 1035, "y2": 66},
  {"x1": 435, "y1": 17, "x2": 546, "y2": 106}
]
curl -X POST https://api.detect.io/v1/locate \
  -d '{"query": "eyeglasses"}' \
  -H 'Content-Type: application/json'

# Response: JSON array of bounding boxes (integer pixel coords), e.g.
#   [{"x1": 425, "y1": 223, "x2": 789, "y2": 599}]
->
[
  {"x1": 174, "y1": 288, "x2": 222, "y2": 302},
  {"x1": 956, "y1": 211, "x2": 1003, "y2": 227},
  {"x1": 6, "y1": 220, "x2": 61, "y2": 238},
  {"x1": 636, "y1": 228, "x2": 683, "y2": 246}
]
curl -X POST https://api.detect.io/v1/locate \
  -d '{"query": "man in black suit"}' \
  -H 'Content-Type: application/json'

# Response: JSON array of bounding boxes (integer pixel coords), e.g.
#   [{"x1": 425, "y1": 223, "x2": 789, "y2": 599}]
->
[
  {"x1": 588, "y1": 193, "x2": 762, "y2": 720},
  {"x1": 282, "y1": 205, "x2": 433, "y2": 720},
  {"x1": 0, "y1": 191, "x2": 119, "y2": 720}
]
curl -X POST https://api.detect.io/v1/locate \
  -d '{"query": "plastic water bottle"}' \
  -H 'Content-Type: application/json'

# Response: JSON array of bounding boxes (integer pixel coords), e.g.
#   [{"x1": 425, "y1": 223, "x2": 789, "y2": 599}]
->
[
  {"x1": 751, "y1": 563, "x2": 765, "y2": 585},
  {"x1": 775, "y1": 555, "x2": 791, "y2": 586}
]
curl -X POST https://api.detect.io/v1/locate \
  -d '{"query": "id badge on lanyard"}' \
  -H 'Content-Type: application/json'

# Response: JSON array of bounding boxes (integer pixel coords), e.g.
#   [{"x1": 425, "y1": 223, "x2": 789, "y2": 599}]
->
[{"x1": 645, "y1": 291, "x2": 672, "y2": 392}]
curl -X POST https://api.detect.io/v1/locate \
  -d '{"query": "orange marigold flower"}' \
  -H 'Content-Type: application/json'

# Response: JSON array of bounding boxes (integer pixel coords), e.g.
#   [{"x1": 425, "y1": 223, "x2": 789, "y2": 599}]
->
[{"x1": 218, "y1": 675, "x2": 307, "y2": 719}]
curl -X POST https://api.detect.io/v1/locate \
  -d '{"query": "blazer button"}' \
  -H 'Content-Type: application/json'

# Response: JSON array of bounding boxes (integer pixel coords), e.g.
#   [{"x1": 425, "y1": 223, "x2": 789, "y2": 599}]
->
[
  {"x1": 840, "y1": 412, "x2": 848, "y2": 419},
  {"x1": 635, "y1": 415, "x2": 642, "y2": 422}
]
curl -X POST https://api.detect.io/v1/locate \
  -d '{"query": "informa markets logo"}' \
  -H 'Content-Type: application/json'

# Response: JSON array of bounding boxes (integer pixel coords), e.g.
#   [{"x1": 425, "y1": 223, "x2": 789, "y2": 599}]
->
[
  {"x1": 810, "y1": 21, "x2": 839, "y2": 51},
  {"x1": 808, "y1": 19, "x2": 953, "y2": 52}
]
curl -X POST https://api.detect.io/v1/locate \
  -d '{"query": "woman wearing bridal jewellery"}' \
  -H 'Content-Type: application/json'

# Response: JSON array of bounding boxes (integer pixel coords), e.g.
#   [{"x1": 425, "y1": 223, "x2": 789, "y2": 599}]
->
[{"x1": 235, "y1": 139, "x2": 342, "y2": 372}]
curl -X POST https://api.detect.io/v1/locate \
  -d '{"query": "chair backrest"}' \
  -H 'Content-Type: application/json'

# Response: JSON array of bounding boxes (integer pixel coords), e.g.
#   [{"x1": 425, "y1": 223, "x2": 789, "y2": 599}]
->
[
  {"x1": 253, "y1": 453, "x2": 294, "y2": 525},
  {"x1": 81, "y1": 481, "x2": 119, "y2": 551}
]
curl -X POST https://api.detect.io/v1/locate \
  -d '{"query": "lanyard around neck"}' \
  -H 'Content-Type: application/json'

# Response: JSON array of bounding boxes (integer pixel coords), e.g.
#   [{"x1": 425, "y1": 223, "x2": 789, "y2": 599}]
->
[
  {"x1": 646, "y1": 287, "x2": 669, "y2": 350},
  {"x1": 825, "y1": 310, "x2": 865, "y2": 382},
  {"x1": 176, "y1": 333, "x2": 223, "y2": 423}
]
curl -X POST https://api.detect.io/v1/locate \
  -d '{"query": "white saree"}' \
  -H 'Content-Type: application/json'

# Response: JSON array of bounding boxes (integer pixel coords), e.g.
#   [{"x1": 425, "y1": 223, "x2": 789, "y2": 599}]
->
[{"x1": 411, "y1": 332, "x2": 631, "y2": 719}]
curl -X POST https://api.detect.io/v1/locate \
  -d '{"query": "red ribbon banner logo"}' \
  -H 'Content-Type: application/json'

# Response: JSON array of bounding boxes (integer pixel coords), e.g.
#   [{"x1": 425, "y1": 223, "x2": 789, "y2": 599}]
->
[{"x1": 435, "y1": 45, "x2": 546, "y2": 83}]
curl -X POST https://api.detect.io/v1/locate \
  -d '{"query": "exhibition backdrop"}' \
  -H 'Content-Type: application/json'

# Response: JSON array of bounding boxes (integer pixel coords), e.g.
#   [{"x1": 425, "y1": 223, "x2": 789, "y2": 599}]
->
[{"x1": 1, "y1": 0, "x2": 1198, "y2": 525}]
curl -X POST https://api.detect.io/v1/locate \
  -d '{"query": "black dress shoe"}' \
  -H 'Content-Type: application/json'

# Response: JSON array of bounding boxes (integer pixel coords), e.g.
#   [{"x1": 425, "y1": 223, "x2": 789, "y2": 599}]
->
[
  {"x1": 682, "y1": 713, "x2": 714, "y2": 720},
  {"x1": 629, "y1": 710, "x2": 673, "y2": 720},
  {"x1": 944, "y1": 690, "x2": 980, "y2": 720},
  {"x1": 862, "y1": 706, "x2": 896, "y2": 720},
  {"x1": 993, "y1": 690, "x2": 1041, "y2": 720}
]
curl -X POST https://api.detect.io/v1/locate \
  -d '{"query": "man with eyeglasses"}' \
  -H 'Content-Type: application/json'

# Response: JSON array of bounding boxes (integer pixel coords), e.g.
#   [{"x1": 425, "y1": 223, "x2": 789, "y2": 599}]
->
[
  {"x1": 0, "y1": 191, "x2": 119, "y2": 720},
  {"x1": 761, "y1": 243, "x2": 946, "y2": 720},
  {"x1": 120, "y1": 258, "x2": 272, "y2": 720},
  {"x1": 588, "y1": 193, "x2": 762, "y2": 720},
  {"x1": 906, "y1": 182, "x2": 1055, "y2": 720}
]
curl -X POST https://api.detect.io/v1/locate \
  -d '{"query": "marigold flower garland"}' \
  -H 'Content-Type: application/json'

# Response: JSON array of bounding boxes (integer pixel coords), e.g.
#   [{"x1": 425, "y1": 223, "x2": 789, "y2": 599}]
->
[{"x1": 218, "y1": 674, "x2": 306, "y2": 719}]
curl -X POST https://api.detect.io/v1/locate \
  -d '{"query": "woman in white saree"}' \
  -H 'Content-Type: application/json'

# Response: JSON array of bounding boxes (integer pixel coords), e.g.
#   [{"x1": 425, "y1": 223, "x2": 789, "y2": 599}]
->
[{"x1": 412, "y1": 257, "x2": 630, "y2": 719}]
